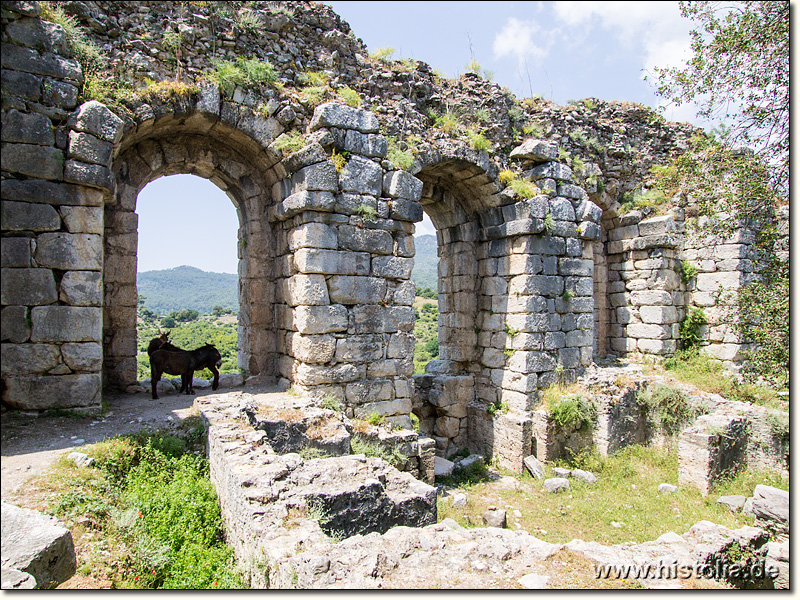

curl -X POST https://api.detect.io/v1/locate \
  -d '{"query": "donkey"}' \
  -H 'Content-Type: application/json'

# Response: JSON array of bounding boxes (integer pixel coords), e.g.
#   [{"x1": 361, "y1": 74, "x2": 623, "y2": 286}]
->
[
  {"x1": 149, "y1": 344, "x2": 222, "y2": 400},
  {"x1": 147, "y1": 329, "x2": 181, "y2": 356}
]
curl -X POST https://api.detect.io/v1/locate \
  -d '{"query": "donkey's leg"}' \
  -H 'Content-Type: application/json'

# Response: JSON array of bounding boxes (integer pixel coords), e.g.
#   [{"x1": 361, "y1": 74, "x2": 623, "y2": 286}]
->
[
  {"x1": 209, "y1": 365, "x2": 220, "y2": 390},
  {"x1": 151, "y1": 367, "x2": 161, "y2": 400}
]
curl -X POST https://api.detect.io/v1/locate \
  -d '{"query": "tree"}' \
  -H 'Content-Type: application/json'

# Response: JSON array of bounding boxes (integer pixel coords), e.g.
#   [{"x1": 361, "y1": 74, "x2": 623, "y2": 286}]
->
[
  {"x1": 653, "y1": 1, "x2": 789, "y2": 194},
  {"x1": 653, "y1": 1, "x2": 789, "y2": 386}
]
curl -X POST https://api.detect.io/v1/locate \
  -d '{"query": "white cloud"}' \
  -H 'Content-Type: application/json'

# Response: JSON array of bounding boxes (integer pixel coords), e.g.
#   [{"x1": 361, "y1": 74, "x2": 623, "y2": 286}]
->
[{"x1": 492, "y1": 17, "x2": 551, "y2": 66}]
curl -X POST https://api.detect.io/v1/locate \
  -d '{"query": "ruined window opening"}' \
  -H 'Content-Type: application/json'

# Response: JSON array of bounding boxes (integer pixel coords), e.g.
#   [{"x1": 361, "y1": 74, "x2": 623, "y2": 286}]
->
[{"x1": 133, "y1": 174, "x2": 241, "y2": 382}]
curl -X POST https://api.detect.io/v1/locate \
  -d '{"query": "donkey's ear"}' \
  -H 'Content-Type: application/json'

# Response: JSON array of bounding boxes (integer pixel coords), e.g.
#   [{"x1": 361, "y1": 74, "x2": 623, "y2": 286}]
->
[{"x1": 158, "y1": 328, "x2": 163, "y2": 334}]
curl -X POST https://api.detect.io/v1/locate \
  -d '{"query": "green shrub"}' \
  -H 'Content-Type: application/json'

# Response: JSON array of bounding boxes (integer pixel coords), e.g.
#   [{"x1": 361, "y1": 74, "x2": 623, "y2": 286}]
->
[
  {"x1": 509, "y1": 177, "x2": 539, "y2": 199},
  {"x1": 207, "y1": 57, "x2": 277, "y2": 96},
  {"x1": 678, "y1": 260, "x2": 698, "y2": 283},
  {"x1": 370, "y1": 47, "x2": 395, "y2": 61},
  {"x1": 336, "y1": 86, "x2": 361, "y2": 108},
  {"x1": 543, "y1": 212, "x2": 556, "y2": 235},
  {"x1": 636, "y1": 384, "x2": 698, "y2": 435},
  {"x1": 547, "y1": 395, "x2": 597, "y2": 433},
  {"x1": 271, "y1": 131, "x2": 305, "y2": 156},
  {"x1": 679, "y1": 307, "x2": 707, "y2": 350},
  {"x1": 468, "y1": 130, "x2": 491, "y2": 152},
  {"x1": 387, "y1": 138, "x2": 415, "y2": 171}
]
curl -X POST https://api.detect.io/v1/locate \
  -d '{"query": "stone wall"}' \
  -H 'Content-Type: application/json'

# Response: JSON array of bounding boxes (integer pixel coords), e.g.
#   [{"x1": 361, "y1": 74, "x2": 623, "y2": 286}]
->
[{"x1": 2, "y1": 3, "x2": 123, "y2": 411}]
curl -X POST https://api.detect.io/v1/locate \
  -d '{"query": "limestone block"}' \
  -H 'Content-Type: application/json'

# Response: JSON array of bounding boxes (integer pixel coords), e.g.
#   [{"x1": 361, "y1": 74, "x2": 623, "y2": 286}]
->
[
  {"x1": 509, "y1": 139, "x2": 558, "y2": 163},
  {"x1": 294, "y1": 305, "x2": 348, "y2": 334},
  {"x1": 372, "y1": 256, "x2": 413, "y2": 280},
  {"x1": 337, "y1": 225, "x2": 393, "y2": 255},
  {"x1": 288, "y1": 222, "x2": 338, "y2": 251},
  {"x1": 505, "y1": 312, "x2": 560, "y2": 334},
  {"x1": 523, "y1": 455, "x2": 546, "y2": 478},
  {"x1": 702, "y1": 343, "x2": 743, "y2": 362},
  {"x1": 1, "y1": 109, "x2": 54, "y2": 145},
  {"x1": 434, "y1": 415, "x2": 461, "y2": 439},
  {"x1": 389, "y1": 198, "x2": 424, "y2": 222},
  {"x1": 2, "y1": 200, "x2": 61, "y2": 231},
  {"x1": 558, "y1": 258, "x2": 592, "y2": 277},
  {"x1": 639, "y1": 305, "x2": 678, "y2": 325},
  {"x1": 291, "y1": 161, "x2": 338, "y2": 193},
  {"x1": 353, "y1": 398, "x2": 411, "y2": 420},
  {"x1": 309, "y1": 102, "x2": 380, "y2": 133},
  {"x1": 295, "y1": 362, "x2": 362, "y2": 386},
  {"x1": 58, "y1": 206, "x2": 103, "y2": 234},
  {"x1": 286, "y1": 274, "x2": 330, "y2": 307},
  {"x1": 63, "y1": 160, "x2": 114, "y2": 191},
  {"x1": 629, "y1": 290, "x2": 673, "y2": 306},
  {"x1": 544, "y1": 331, "x2": 566, "y2": 350},
  {"x1": 548, "y1": 197, "x2": 575, "y2": 221},
  {"x1": 526, "y1": 162, "x2": 572, "y2": 182},
  {"x1": 34, "y1": 233, "x2": 101, "y2": 271},
  {"x1": 2, "y1": 373, "x2": 101, "y2": 410},
  {"x1": 383, "y1": 170, "x2": 423, "y2": 201},
  {"x1": 341, "y1": 129, "x2": 387, "y2": 158},
  {"x1": 353, "y1": 305, "x2": 414, "y2": 333},
  {"x1": 294, "y1": 248, "x2": 370, "y2": 276},
  {"x1": 543, "y1": 478, "x2": 570, "y2": 493},
  {"x1": 67, "y1": 130, "x2": 112, "y2": 166},
  {"x1": 335, "y1": 334, "x2": 385, "y2": 362},
  {"x1": 328, "y1": 275, "x2": 387, "y2": 305},
  {"x1": 1, "y1": 502, "x2": 76, "y2": 589},
  {"x1": 696, "y1": 271, "x2": 741, "y2": 292},
  {"x1": 237, "y1": 110, "x2": 281, "y2": 149},
  {"x1": 507, "y1": 350, "x2": 557, "y2": 374},
  {"x1": 0, "y1": 268, "x2": 57, "y2": 305},
  {"x1": 339, "y1": 154, "x2": 382, "y2": 196},
  {"x1": 638, "y1": 215, "x2": 675, "y2": 237},
  {"x1": 59, "y1": 270, "x2": 102, "y2": 306},
  {"x1": 565, "y1": 329, "x2": 592, "y2": 347},
  {"x1": 273, "y1": 190, "x2": 335, "y2": 220},
  {"x1": 557, "y1": 183, "x2": 587, "y2": 201},
  {"x1": 1, "y1": 237, "x2": 34, "y2": 267},
  {"x1": 0, "y1": 143, "x2": 64, "y2": 180},
  {"x1": 345, "y1": 379, "x2": 394, "y2": 404},
  {"x1": 392, "y1": 280, "x2": 416, "y2": 306},
  {"x1": 0, "y1": 343, "x2": 61, "y2": 376},
  {"x1": 67, "y1": 100, "x2": 124, "y2": 143},
  {"x1": 578, "y1": 221, "x2": 600, "y2": 240},
  {"x1": 627, "y1": 323, "x2": 672, "y2": 340},
  {"x1": 509, "y1": 274, "x2": 564, "y2": 297},
  {"x1": 286, "y1": 332, "x2": 335, "y2": 364},
  {"x1": 1, "y1": 306, "x2": 30, "y2": 343},
  {"x1": 387, "y1": 333, "x2": 415, "y2": 359},
  {"x1": 60, "y1": 342, "x2": 102, "y2": 372}
]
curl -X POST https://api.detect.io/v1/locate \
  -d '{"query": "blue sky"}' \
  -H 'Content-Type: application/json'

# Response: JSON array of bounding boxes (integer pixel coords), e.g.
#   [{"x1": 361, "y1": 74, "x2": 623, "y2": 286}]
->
[{"x1": 137, "y1": 1, "x2": 702, "y2": 274}]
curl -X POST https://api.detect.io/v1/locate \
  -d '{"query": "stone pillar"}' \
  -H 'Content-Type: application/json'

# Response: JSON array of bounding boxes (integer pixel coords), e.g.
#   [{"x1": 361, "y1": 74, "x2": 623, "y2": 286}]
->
[
  {"x1": 269, "y1": 103, "x2": 422, "y2": 429},
  {"x1": 678, "y1": 413, "x2": 749, "y2": 495},
  {"x1": 2, "y1": 5, "x2": 122, "y2": 411}
]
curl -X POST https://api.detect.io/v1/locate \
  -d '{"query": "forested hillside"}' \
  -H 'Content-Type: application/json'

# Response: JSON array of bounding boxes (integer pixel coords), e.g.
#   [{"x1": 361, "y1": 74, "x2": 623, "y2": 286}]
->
[
  {"x1": 137, "y1": 266, "x2": 238, "y2": 314},
  {"x1": 410, "y1": 234, "x2": 438, "y2": 291}
]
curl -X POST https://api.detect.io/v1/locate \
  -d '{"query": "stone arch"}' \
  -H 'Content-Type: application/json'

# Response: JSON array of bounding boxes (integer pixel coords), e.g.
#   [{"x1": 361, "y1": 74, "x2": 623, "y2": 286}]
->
[{"x1": 104, "y1": 98, "x2": 288, "y2": 390}]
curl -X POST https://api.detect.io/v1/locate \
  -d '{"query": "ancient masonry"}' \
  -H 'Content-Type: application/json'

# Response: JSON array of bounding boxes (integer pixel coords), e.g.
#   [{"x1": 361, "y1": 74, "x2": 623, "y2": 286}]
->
[{"x1": 0, "y1": 2, "x2": 770, "y2": 472}]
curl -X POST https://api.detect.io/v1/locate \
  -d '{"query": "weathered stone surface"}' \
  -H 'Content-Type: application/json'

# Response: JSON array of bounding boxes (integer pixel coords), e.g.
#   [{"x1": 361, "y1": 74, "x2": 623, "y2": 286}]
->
[
  {"x1": 294, "y1": 248, "x2": 370, "y2": 276},
  {"x1": 509, "y1": 139, "x2": 558, "y2": 163},
  {"x1": 289, "y1": 333, "x2": 336, "y2": 364},
  {"x1": 1, "y1": 200, "x2": 61, "y2": 231},
  {"x1": 34, "y1": 233, "x2": 102, "y2": 270},
  {"x1": 339, "y1": 154, "x2": 383, "y2": 195},
  {"x1": 482, "y1": 508, "x2": 507, "y2": 528},
  {"x1": 67, "y1": 100, "x2": 124, "y2": 143},
  {"x1": 63, "y1": 159, "x2": 114, "y2": 191},
  {"x1": 59, "y1": 270, "x2": 102, "y2": 306},
  {"x1": 1, "y1": 306, "x2": 31, "y2": 343},
  {"x1": 523, "y1": 455, "x2": 545, "y2": 478},
  {"x1": 0, "y1": 43, "x2": 82, "y2": 82},
  {"x1": 0, "y1": 343, "x2": 61, "y2": 376},
  {"x1": 291, "y1": 161, "x2": 338, "y2": 193},
  {"x1": 294, "y1": 305, "x2": 348, "y2": 334},
  {"x1": 1, "y1": 179, "x2": 103, "y2": 206},
  {"x1": 1, "y1": 109, "x2": 54, "y2": 145},
  {"x1": 0, "y1": 237, "x2": 33, "y2": 267},
  {"x1": 1, "y1": 502, "x2": 76, "y2": 589},
  {"x1": 383, "y1": 170, "x2": 423, "y2": 201},
  {"x1": 0, "y1": 268, "x2": 57, "y2": 305},
  {"x1": 309, "y1": 102, "x2": 380, "y2": 133},
  {"x1": 1, "y1": 143, "x2": 64, "y2": 180},
  {"x1": 67, "y1": 130, "x2": 113, "y2": 166},
  {"x1": 288, "y1": 222, "x2": 337, "y2": 251},
  {"x1": 30, "y1": 306, "x2": 101, "y2": 342},
  {"x1": 286, "y1": 274, "x2": 330, "y2": 306},
  {"x1": 543, "y1": 478, "x2": 570, "y2": 493},
  {"x1": 328, "y1": 275, "x2": 386, "y2": 305}
]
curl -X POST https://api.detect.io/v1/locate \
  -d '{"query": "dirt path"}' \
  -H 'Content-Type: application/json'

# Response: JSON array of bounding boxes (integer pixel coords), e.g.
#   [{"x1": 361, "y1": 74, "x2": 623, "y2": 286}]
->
[{"x1": 1, "y1": 388, "x2": 221, "y2": 502}]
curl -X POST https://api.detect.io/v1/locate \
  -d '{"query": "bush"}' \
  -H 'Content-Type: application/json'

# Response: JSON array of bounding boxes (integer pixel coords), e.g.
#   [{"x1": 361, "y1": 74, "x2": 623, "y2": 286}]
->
[
  {"x1": 547, "y1": 395, "x2": 597, "y2": 433},
  {"x1": 679, "y1": 308, "x2": 707, "y2": 350},
  {"x1": 636, "y1": 384, "x2": 698, "y2": 435}
]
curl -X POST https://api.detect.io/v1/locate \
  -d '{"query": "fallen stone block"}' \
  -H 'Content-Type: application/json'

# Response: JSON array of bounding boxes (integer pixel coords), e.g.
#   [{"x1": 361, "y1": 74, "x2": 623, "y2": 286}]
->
[
  {"x1": 543, "y1": 477, "x2": 570, "y2": 493},
  {"x1": 1, "y1": 502, "x2": 76, "y2": 589}
]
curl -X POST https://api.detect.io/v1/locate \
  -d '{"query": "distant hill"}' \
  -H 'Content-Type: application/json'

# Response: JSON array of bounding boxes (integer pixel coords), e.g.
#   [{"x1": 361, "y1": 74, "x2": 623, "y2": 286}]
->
[
  {"x1": 411, "y1": 234, "x2": 438, "y2": 291},
  {"x1": 137, "y1": 266, "x2": 237, "y2": 315}
]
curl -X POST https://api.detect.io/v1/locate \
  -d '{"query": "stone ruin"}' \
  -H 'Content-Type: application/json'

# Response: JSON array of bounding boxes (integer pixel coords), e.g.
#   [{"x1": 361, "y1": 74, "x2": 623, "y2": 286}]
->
[{"x1": 0, "y1": 1, "x2": 789, "y2": 588}]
